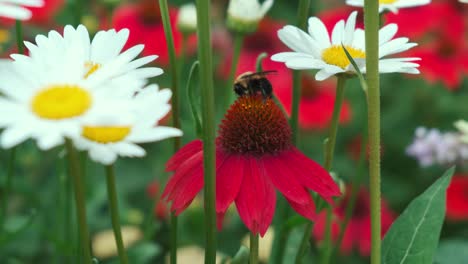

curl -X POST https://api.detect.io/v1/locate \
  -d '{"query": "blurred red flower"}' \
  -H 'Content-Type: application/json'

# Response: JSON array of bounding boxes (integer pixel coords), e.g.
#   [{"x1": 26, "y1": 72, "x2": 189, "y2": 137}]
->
[
  {"x1": 27, "y1": 0, "x2": 64, "y2": 25},
  {"x1": 386, "y1": 2, "x2": 468, "y2": 89},
  {"x1": 446, "y1": 175, "x2": 468, "y2": 221},
  {"x1": 112, "y1": 0, "x2": 182, "y2": 66},
  {"x1": 147, "y1": 181, "x2": 169, "y2": 220},
  {"x1": 318, "y1": 6, "x2": 363, "y2": 32},
  {"x1": 313, "y1": 187, "x2": 395, "y2": 256},
  {"x1": 162, "y1": 95, "x2": 341, "y2": 236}
]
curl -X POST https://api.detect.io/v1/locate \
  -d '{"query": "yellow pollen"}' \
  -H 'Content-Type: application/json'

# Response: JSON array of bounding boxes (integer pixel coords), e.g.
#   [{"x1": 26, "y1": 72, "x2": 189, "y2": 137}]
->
[
  {"x1": 321, "y1": 45, "x2": 366, "y2": 69},
  {"x1": 379, "y1": 0, "x2": 397, "y2": 4},
  {"x1": 82, "y1": 126, "x2": 131, "y2": 143},
  {"x1": 84, "y1": 61, "x2": 102, "y2": 78},
  {"x1": 31, "y1": 85, "x2": 92, "y2": 120},
  {"x1": 0, "y1": 29, "x2": 10, "y2": 44}
]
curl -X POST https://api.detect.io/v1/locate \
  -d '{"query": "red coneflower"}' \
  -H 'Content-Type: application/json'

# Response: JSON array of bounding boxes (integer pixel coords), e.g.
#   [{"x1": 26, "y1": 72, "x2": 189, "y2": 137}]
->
[
  {"x1": 313, "y1": 187, "x2": 395, "y2": 256},
  {"x1": 446, "y1": 175, "x2": 468, "y2": 221},
  {"x1": 162, "y1": 94, "x2": 341, "y2": 236}
]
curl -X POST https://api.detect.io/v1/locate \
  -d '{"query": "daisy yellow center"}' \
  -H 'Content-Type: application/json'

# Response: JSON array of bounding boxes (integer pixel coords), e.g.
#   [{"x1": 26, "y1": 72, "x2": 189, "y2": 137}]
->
[
  {"x1": 322, "y1": 45, "x2": 366, "y2": 69},
  {"x1": 379, "y1": 0, "x2": 397, "y2": 4},
  {"x1": 82, "y1": 126, "x2": 131, "y2": 143},
  {"x1": 84, "y1": 61, "x2": 102, "y2": 79},
  {"x1": 31, "y1": 85, "x2": 92, "y2": 120}
]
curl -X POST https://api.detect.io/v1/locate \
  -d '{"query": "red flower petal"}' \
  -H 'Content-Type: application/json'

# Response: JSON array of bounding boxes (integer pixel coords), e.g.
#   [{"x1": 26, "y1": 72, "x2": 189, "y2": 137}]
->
[
  {"x1": 285, "y1": 192, "x2": 317, "y2": 221},
  {"x1": 166, "y1": 140, "x2": 202, "y2": 171},
  {"x1": 235, "y1": 157, "x2": 276, "y2": 236},
  {"x1": 263, "y1": 154, "x2": 312, "y2": 205},
  {"x1": 216, "y1": 154, "x2": 244, "y2": 213}
]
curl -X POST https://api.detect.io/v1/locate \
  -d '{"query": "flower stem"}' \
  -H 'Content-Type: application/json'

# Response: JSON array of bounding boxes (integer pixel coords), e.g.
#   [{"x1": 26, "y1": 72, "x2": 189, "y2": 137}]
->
[
  {"x1": 295, "y1": 76, "x2": 347, "y2": 264},
  {"x1": 225, "y1": 33, "x2": 243, "y2": 111},
  {"x1": 15, "y1": 21, "x2": 24, "y2": 54},
  {"x1": 195, "y1": 0, "x2": 217, "y2": 263},
  {"x1": 65, "y1": 139, "x2": 92, "y2": 263},
  {"x1": 0, "y1": 148, "x2": 16, "y2": 236},
  {"x1": 364, "y1": 0, "x2": 381, "y2": 263},
  {"x1": 159, "y1": 1, "x2": 182, "y2": 263},
  {"x1": 105, "y1": 165, "x2": 128, "y2": 264},
  {"x1": 74, "y1": 0, "x2": 82, "y2": 26},
  {"x1": 295, "y1": 221, "x2": 314, "y2": 264},
  {"x1": 250, "y1": 232, "x2": 259, "y2": 264}
]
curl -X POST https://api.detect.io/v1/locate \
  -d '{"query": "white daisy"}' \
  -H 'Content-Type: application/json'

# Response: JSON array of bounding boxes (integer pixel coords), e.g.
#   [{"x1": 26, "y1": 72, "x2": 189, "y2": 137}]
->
[
  {"x1": 23, "y1": 25, "x2": 163, "y2": 97},
  {"x1": 346, "y1": 0, "x2": 431, "y2": 13},
  {"x1": 271, "y1": 11, "x2": 420, "y2": 81},
  {"x1": 0, "y1": 27, "x2": 149, "y2": 150},
  {"x1": 227, "y1": 0, "x2": 273, "y2": 33},
  {"x1": 0, "y1": 0, "x2": 43, "y2": 20},
  {"x1": 460, "y1": 0, "x2": 468, "y2": 3},
  {"x1": 73, "y1": 85, "x2": 182, "y2": 165}
]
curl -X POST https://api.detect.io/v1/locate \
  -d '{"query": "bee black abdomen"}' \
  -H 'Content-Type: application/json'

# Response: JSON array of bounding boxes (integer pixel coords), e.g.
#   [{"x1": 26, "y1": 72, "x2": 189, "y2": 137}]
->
[{"x1": 258, "y1": 78, "x2": 273, "y2": 98}]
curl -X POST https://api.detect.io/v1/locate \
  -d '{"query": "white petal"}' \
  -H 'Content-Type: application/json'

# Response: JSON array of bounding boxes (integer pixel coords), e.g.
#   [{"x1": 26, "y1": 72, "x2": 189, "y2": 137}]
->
[
  {"x1": 284, "y1": 57, "x2": 327, "y2": 70},
  {"x1": 315, "y1": 66, "x2": 344, "y2": 81},
  {"x1": 379, "y1": 24, "x2": 398, "y2": 45},
  {"x1": 308, "y1": 16, "x2": 331, "y2": 48},
  {"x1": 89, "y1": 146, "x2": 118, "y2": 165},
  {"x1": 331, "y1": 20, "x2": 345, "y2": 45},
  {"x1": 1, "y1": 126, "x2": 32, "y2": 149},
  {"x1": 278, "y1": 26, "x2": 321, "y2": 58},
  {"x1": 128, "y1": 127, "x2": 182, "y2": 143},
  {"x1": 271, "y1": 52, "x2": 315, "y2": 62},
  {"x1": 343, "y1": 11, "x2": 358, "y2": 45},
  {"x1": 114, "y1": 142, "x2": 146, "y2": 157}
]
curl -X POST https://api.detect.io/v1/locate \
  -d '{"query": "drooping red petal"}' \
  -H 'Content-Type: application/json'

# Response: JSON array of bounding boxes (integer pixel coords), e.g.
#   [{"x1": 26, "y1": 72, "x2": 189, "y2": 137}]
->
[
  {"x1": 170, "y1": 164, "x2": 204, "y2": 214},
  {"x1": 166, "y1": 140, "x2": 203, "y2": 172},
  {"x1": 161, "y1": 151, "x2": 203, "y2": 202},
  {"x1": 235, "y1": 157, "x2": 276, "y2": 236},
  {"x1": 285, "y1": 148, "x2": 341, "y2": 201},
  {"x1": 216, "y1": 154, "x2": 244, "y2": 213},
  {"x1": 262, "y1": 154, "x2": 311, "y2": 205},
  {"x1": 285, "y1": 191, "x2": 317, "y2": 221}
]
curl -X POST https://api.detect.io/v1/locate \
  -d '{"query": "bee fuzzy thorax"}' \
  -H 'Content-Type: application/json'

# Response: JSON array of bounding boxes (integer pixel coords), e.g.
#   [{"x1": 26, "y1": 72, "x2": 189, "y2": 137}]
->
[{"x1": 233, "y1": 71, "x2": 275, "y2": 99}]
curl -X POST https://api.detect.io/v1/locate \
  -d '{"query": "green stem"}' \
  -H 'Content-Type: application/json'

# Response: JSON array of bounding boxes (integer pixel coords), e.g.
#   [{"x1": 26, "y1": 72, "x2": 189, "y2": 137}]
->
[
  {"x1": 195, "y1": 0, "x2": 217, "y2": 263},
  {"x1": 225, "y1": 33, "x2": 244, "y2": 110},
  {"x1": 320, "y1": 207, "x2": 333, "y2": 264},
  {"x1": 159, "y1": 2, "x2": 182, "y2": 263},
  {"x1": 294, "y1": 222, "x2": 315, "y2": 264},
  {"x1": 250, "y1": 233, "x2": 259, "y2": 264},
  {"x1": 364, "y1": 0, "x2": 381, "y2": 263},
  {"x1": 105, "y1": 165, "x2": 128, "y2": 264},
  {"x1": 65, "y1": 139, "x2": 92, "y2": 263},
  {"x1": 74, "y1": 0, "x2": 82, "y2": 26},
  {"x1": 0, "y1": 149, "x2": 16, "y2": 235},
  {"x1": 290, "y1": 71, "x2": 301, "y2": 144},
  {"x1": 15, "y1": 21, "x2": 24, "y2": 54},
  {"x1": 295, "y1": 76, "x2": 347, "y2": 264}
]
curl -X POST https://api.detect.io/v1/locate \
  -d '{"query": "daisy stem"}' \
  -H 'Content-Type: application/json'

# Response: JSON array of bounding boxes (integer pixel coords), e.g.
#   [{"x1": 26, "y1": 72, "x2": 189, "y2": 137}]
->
[
  {"x1": 195, "y1": 0, "x2": 217, "y2": 263},
  {"x1": 295, "y1": 76, "x2": 347, "y2": 264},
  {"x1": 65, "y1": 139, "x2": 92, "y2": 263},
  {"x1": 159, "y1": 1, "x2": 182, "y2": 263},
  {"x1": 15, "y1": 21, "x2": 24, "y2": 54},
  {"x1": 225, "y1": 33, "x2": 244, "y2": 111},
  {"x1": 105, "y1": 165, "x2": 128, "y2": 264},
  {"x1": 73, "y1": 0, "x2": 82, "y2": 26},
  {"x1": 0, "y1": 148, "x2": 15, "y2": 236},
  {"x1": 250, "y1": 232, "x2": 259, "y2": 264},
  {"x1": 363, "y1": 0, "x2": 381, "y2": 262}
]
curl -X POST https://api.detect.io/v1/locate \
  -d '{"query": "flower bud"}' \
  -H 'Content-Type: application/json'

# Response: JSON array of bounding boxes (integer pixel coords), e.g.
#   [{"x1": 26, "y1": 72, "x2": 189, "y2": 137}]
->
[
  {"x1": 226, "y1": 0, "x2": 273, "y2": 34},
  {"x1": 177, "y1": 3, "x2": 197, "y2": 34}
]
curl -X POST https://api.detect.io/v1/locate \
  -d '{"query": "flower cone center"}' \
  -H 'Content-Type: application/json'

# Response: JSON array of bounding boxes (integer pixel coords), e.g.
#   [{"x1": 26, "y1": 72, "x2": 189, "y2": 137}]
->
[
  {"x1": 218, "y1": 95, "x2": 292, "y2": 155},
  {"x1": 379, "y1": 0, "x2": 397, "y2": 4},
  {"x1": 84, "y1": 61, "x2": 102, "y2": 78},
  {"x1": 82, "y1": 126, "x2": 131, "y2": 143},
  {"x1": 31, "y1": 85, "x2": 91, "y2": 120},
  {"x1": 322, "y1": 45, "x2": 365, "y2": 69}
]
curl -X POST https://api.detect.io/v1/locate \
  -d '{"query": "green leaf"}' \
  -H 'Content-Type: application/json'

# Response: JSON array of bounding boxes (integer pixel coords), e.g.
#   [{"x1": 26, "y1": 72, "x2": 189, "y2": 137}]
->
[
  {"x1": 434, "y1": 240, "x2": 468, "y2": 264},
  {"x1": 382, "y1": 167, "x2": 455, "y2": 264},
  {"x1": 186, "y1": 61, "x2": 202, "y2": 138},
  {"x1": 341, "y1": 44, "x2": 368, "y2": 93}
]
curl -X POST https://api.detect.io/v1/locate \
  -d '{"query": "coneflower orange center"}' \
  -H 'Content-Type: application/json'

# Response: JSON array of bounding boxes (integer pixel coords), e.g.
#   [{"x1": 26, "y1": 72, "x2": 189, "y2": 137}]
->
[
  {"x1": 322, "y1": 45, "x2": 366, "y2": 69},
  {"x1": 82, "y1": 126, "x2": 131, "y2": 143},
  {"x1": 31, "y1": 85, "x2": 91, "y2": 120},
  {"x1": 218, "y1": 95, "x2": 292, "y2": 155}
]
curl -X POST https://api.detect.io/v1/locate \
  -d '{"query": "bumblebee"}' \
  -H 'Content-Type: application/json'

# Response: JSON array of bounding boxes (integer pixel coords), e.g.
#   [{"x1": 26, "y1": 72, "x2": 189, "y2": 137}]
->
[{"x1": 233, "y1": 71, "x2": 276, "y2": 99}]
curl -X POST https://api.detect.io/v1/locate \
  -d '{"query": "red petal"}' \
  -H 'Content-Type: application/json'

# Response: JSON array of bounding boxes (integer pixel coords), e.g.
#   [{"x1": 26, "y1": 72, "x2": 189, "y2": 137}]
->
[
  {"x1": 235, "y1": 157, "x2": 276, "y2": 236},
  {"x1": 285, "y1": 190, "x2": 317, "y2": 221},
  {"x1": 170, "y1": 164, "x2": 204, "y2": 214},
  {"x1": 284, "y1": 148, "x2": 341, "y2": 200},
  {"x1": 166, "y1": 140, "x2": 203, "y2": 172},
  {"x1": 262, "y1": 155, "x2": 311, "y2": 205},
  {"x1": 216, "y1": 212, "x2": 226, "y2": 230},
  {"x1": 216, "y1": 154, "x2": 244, "y2": 213}
]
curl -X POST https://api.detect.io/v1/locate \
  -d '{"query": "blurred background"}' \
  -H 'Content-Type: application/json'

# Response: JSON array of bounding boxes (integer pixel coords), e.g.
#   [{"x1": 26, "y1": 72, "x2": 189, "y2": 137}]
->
[{"x1": 0, "y1": 0, "x2": 467, "y2": 263}]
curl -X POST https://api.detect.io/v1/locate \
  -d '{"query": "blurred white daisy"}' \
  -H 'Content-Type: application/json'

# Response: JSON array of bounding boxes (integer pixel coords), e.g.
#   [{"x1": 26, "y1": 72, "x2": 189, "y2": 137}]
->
[
  {"x1": 74, "y1": 85, "x2": 182, "y2": 165},
  {"x1": 22, "y1": 25, "x2": 162, "y2": 96},
  {"x1": 346, "y1": 0, "x2": 430, "y2": 13},
  {"x1": 0, "y1": 0, "x2": 43, "y2": 20},
  {"x1": 227, "y1": 0, "x2": 274, "y2": 33},
  {"x1": 460, "y1": 0, "x2": 468, "y2": 3},
  {"x1": 271, "y1": 11, "x2": 420, "y2": 81},
  {"x1": 177, "y1": 3, "x2": 197, "y2": 34},
  {"x1": 0, "y1": 27, "x2": 150, "y2": 150}
]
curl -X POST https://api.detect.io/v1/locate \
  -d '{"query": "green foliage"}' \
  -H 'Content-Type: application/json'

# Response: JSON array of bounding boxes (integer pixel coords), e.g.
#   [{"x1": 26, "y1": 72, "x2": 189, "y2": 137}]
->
[
  {"x1": 434, "y1": 240, "x2": 468, "y2": 264},
  {"x1": 382, "y1": 167, "x2": 455, "y2": 264}
]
